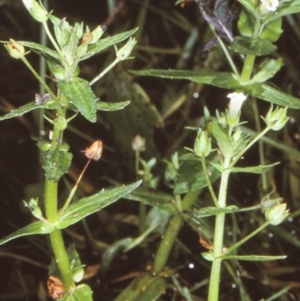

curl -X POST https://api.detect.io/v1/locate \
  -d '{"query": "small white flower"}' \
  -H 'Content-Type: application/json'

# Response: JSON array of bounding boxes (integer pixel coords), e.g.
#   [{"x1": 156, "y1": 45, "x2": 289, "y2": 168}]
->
[
  {"x1": 22, "y1": 0, "x2": 34, "y2": 10},
  {"x1": 260, "y1": 0, "x2": 279, "y2": 12},
  {"x1": 227, "y1": 92, "x2": 247, "y2": 119},
  {"x1": 21, "y1": 0, "x2": 48, "y2": 22}
]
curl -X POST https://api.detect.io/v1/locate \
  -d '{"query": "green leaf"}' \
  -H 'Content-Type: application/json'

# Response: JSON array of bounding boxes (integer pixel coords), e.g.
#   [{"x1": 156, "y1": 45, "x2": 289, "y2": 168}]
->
[
  {"x1": 19, "y1": 41, "x2": 61, "y2": 61},
  {"x1": 96, "y1": 100, "x2": 130, "y2": 111},
  {"x1": 62, "y1": 284, "x2": 93, "y2": 301},
  {"x1": 237, "y1": 9, "x2": 255, "y2": 38},
  {"x1": 0, "y1": 100, "x2": 58, "y2": 121},
  {"x1": 80, "y1": 28, "x2": 139, "y2": 61},
  {"x1": 131, "y1": 69, "x2": 240, "y2": 89},
  {"x1": 42, "y1": 147, "x2": 72, "y2": 182},
  {"x1": 174, "y1": 153, "x2": 220, "y2": 195},
  {"x1": 58, "y1": 77, "x2": 97, "y2": 122},
  {"x1": 68, "y1": 245, "x2": 84, "y2": 282},
  {"x1": 244, "y1": 82, "x2": 300, "y2": 108},
  {"x1": 131, "y1": 69, "x2": 300, "y2": 108},
  {"x1": 201, "y1": 252, "x2": 214, "y2": 261},
  {"x1": 124, "y1": 187, "x2": 177, "y2": 214},
  {"x1": 212, "y1": 121, "x2": 234, "y2": 157},
  {"x1": 49, "y1": 245, "x2": 84, "y2": 283},
  {"x1": 71, "y1": 284, "x2": 93, "y2": 300},
  {"x1": 221, "y1": 255, "x2": 287, "y2": 261},
  {"x1": 193, "y1": 205, "x2": 239, "y2": 218},
  {"x1": 236, "y1": 0, "x2": 256, "y2": 14},
  {"x1": 231, "y1": 37, "x2": 277, "y2": 56},
  {"x1": 124, "y1": 207, "x2": 169, "y2": 252},
  {"x1": 0, "y1": 221, "x2": 54, "y2": 245},
  {"x1": 251, "y1": 58, "x2": 283, "y2": 84},
  {"x1": 231, "y1": 162, "x2": 279, "y2": 174},
  {"x1": 57, "y1": 180, "x2": 142, "y2": 229},
  {"x1": 102, "y1": 238, "x2": 133, "y2": 274},
  {"x1": 261, "y1": 18, "x2": 283, "y2": 43},
  {"x1": 114, "y1": 272, "x2": 166, "y2": 301}
]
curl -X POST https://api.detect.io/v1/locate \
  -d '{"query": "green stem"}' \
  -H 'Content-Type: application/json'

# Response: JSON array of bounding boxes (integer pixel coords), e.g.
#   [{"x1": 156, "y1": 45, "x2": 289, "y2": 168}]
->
[
  {"x1": 44, "y1": 179, "x2": 75, "y2": 288},
  {"x1": 240, "y1": 54, "x2": 256, "y2": 83},
  {"x1": 201, "y1": 156, "x2": 218, "y2": 207},
  {"x1": 21, "y1": 56, "x2": 57, "y2": 100},
  {"x1": 153, "y1": 213, "x2": 182, "y2": 274},
  {"x1": 43, "y1": 101, "x2": 75, "y2": 288},
  {"x1": 207, "y1": 24, "x2": 239, "y2": 78},
  {"x1": 208, "y1": 157, "x2": 231, "y2": 301},
  {"x1": 89, "y1": 57, "x2": 120, "y2": 86},
  {"x1": 49, "y1": 230, "x2": 75, "y2": 288},
  {"x1": 153, "y1": 190, "x2": 200, "y2": 273},
  {"x1": 252, "y1": 99, "x2": 268, "y2": 191},
  {"x1": 220, "y1": 221, "x2": 269, "y2": 258},
  {"x1": 42, "y1": 21, "x2": 64, "y2": 57},
  {"x1": 61, "y1": 160, "x2": 91, "y2": 212},
  {"x1": 45, "y1": 180, "x2": 58, "y2": 223}
]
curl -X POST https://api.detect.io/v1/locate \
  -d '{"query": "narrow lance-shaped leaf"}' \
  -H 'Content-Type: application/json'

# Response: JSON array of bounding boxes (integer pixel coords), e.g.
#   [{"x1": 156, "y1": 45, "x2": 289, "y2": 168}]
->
[
  {"x1": 96, "y1": 100, "x2": 130, "y2": 111},
  {"x1": 193, "y1": 205, "x2": 239, "y2": 218},
  {"x1": 114, "y1": 272, "x2": 166, "y2": 301},
  {"x1": 57, "y1": 180, "x2": 142, "y2": 229},
  {"x1": 130, "y1": 69, "x2": 240, "y2": 89},
  {"x1": 0, "y1": 100, "x2": 58, "y2": 121},
  {"x1": 0, "y1": 221, "x2": 55, "y2": 245},
  {"x1": 230, "y1": 162, "x2": 280, "y2": 174},
  {"x1": 131, "y1": 69, "x2": 300, "y2": 108},
  {"x1": 220, "y1": 255, "x2": 287, "y2": 261},
  {"x1": 19, "y1": 41, "x2": 62, "y2": 61},
  {"x1": 80, "y1": 28, "x2": 139, "y2": 61},
  {"x1": 124, "y1": 187, "x2": 177, "y2": 214}
]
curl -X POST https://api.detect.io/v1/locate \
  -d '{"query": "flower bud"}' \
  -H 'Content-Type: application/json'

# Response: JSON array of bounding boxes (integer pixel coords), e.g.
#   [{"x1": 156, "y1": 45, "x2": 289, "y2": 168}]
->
[
  {"x1": 90, "y1": 25, "x2": 106, "y2": 44},
  {"x1": 83, "y1": 140, "x2": 103, "y2": 161},
  {"x1": 22, "y1": 0, "x2": 48, "y2": 22},
  {"x1": 262, "y1": 105, "x2": 289, "y2": 131},
  {"x1": 194, "y1": 129, "x2": 212, "y2": 158},
  {"x1": 24, "y1": 198, "x2": 44, "y2": 220},
  {"x1": 132, "y1": 135, "x2": 146, "y2": 152},
  {"x1": 56, "y1": 116, "x2": 67, "y2": 131},
  {"x1": 265, "y1": 203, "x2": 289, "y2": 225},
  {"x1": 5, "y1": 39, "x2": 25, "y2": 59},
  {"x1": 116, "y1": 37, "x2": 137, "y2": 61}
]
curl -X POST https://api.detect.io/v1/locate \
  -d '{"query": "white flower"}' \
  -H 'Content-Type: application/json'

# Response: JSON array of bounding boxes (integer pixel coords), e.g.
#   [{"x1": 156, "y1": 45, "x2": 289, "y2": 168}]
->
[
  {"x1": 227, "y1": 92, "x2": 247, "y2": 119},
  {"x1": 21, "y1": 0, "x2": 48, "y2": 22},
  {"x1": 260, "y1": 0, "x2": 279, "y2": 12},
  {"x1": 22, "y1": 0, "x2": 34, "y2": 10}
]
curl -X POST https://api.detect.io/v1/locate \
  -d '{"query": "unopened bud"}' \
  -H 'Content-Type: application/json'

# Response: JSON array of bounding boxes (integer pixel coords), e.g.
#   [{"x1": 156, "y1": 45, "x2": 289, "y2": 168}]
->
[
  {"x1": 194, "y1": 129, "x2": 211, "y2": 158},
  {"x1": 265, "y1": 203, "x2": 289, "y2": 225},
  {"x1": 24, "y1": 198, "x2": 44, "y2": 221},
  {"x1": 83, "y1": 140, "x2": 103, "y2": 161},
  {"x1": 5, "y1": 39, "x2": 26, "y2": 59},
  {"x1": 262, "y1": 105, "x2": 289, "y2": 131},
  {"x1": 22, "y1": 0, "x2": 48, "y2": 22},
  {"x1": 116, "y1": 37, "x2": 137, "y2": 61},
  {"x1": 89, "y1": 25, "x2": 105, "y2": 44},
  {"x1": 132, "y1": 135, "x2": 146, "y2": 152}
]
